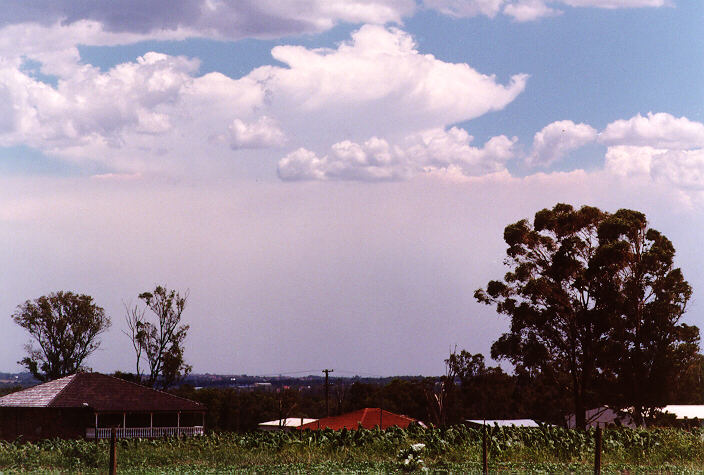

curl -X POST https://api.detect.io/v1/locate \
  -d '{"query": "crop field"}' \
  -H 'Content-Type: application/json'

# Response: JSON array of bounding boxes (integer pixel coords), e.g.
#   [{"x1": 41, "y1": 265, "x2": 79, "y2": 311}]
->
[{"x1": 1, "y1": 425, "x2": 704, "y2": 473}]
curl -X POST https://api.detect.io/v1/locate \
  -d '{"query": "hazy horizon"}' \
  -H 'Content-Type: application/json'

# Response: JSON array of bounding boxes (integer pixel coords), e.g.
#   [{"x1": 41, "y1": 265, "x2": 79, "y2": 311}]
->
[{"x1": 0, "y1": 0, "x2": 702, "y2": 377}]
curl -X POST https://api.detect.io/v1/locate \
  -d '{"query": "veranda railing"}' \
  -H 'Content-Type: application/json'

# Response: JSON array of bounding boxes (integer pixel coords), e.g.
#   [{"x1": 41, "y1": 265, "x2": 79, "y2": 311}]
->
[{"x1": 86, "y1": 426, "x2": 204, "y2": 439}]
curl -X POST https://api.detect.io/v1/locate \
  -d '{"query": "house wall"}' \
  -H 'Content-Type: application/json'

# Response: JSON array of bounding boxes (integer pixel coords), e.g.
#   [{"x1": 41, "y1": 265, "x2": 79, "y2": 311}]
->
[{"x1": 0, "y1": 407, "x2": 92, "y2": 441}]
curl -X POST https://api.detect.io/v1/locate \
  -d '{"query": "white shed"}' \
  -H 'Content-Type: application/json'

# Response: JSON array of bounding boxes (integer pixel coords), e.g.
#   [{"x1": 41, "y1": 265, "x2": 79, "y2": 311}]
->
[{"x1": 257, "y1": 417, "x2": 318, "y2": 431}]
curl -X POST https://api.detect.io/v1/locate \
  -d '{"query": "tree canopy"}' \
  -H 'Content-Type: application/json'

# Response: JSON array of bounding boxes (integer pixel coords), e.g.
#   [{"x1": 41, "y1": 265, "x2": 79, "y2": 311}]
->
[
  {"x1": 12, "y1": 291, "x2": 110, "y2": 382},
  {"x1": 475, "y1": 203, "x2": 699, "y2": 427},
  {"x1": 594, "y1": 209, "x2": 698, "y2": 424}
]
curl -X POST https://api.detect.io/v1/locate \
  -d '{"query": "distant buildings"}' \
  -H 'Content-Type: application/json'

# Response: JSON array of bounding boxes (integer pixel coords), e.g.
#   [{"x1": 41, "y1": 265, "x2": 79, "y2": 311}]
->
[{"x1": 565, "y1": 405, "x2": 704, "y2": 428}]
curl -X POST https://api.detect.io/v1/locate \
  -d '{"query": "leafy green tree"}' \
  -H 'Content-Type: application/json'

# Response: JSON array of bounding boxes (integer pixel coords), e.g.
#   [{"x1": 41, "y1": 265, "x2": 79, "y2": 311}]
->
[
  {"x1": 476, "y1": 203, "x2": 700, "y2": 428},
  {"x1": 125, "y1": 285, "x2": 192, "y2": 389},
  {"x1": 475, "y1": 203, "x2": 608, "y2": 429},
  {"x1": 595, "y1": 209, "x2": 698, "y2": 425},
  {"x1": 12, "y1": 291, "x2": 110, "y2": 381}
]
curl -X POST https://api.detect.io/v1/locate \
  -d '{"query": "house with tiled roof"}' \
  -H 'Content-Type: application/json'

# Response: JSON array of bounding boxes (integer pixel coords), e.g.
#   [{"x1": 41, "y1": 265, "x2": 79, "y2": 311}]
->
[
  {"x1": 297, "y1": 408, "x2": 421, "y2": 431},
  {"x1": 0, "y1": 372, "x2": 206, "y2": 441}
]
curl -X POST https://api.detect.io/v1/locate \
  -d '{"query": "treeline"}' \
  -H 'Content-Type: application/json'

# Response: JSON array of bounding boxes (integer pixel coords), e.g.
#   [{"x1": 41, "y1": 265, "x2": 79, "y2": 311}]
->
[{"x1": 166, "y1": 350, "x2": 704, "y2": 432}]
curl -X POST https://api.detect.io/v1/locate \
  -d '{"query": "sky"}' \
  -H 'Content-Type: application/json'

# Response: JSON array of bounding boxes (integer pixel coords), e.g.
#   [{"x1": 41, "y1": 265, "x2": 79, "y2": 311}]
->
[{"x1": 0, "y1": 0, "x2": 702, "y2": 377}]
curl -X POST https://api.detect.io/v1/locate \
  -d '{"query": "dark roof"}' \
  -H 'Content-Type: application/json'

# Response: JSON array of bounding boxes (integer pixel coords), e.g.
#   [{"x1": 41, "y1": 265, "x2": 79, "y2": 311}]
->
[
  {"x1": 298, "y1": 408, "x2": 417, "y2": 431},
  {"x1": 0, "y1": 373, "x2": 204, "y2": 413}
]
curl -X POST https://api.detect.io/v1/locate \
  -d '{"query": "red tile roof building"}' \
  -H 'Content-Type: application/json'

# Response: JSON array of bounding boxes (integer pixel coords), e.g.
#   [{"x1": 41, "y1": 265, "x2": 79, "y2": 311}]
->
[
  {"x1": 0, "y1": 372, "x2": 205, "y2": 441},
  {"x1": 298, "y1": 408, "x2": 418, "y2": 431}
]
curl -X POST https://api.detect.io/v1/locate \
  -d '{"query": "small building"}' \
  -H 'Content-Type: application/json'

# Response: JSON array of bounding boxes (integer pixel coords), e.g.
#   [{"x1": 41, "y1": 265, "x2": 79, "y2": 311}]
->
[
  {"x1": 258, "y1": 417, "x2": 318, "y2": 431},
  {"x1": 467, "y1": 419, "x2": 540, "y2": 428},
  {"x1": 0, "y1": 372, "x2": 206, "y2": 441},
  {"x1": 298, "y1": 408, "x2": 421, "y2": 431},
  {"x1": 565, "y1": 406, "x2": 636, "y2": 429}
]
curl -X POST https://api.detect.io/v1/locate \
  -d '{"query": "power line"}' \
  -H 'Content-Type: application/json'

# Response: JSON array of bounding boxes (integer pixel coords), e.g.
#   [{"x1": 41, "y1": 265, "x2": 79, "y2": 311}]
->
[{"x1": 257, "y1": 369, "x2": 324, "y2": 377}]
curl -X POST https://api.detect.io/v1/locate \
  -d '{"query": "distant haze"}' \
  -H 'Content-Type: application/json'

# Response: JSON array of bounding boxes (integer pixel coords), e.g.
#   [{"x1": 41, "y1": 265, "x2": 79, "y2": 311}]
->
[{"x1": 0, "y1": 1, "x2": 702, "y2": 376}]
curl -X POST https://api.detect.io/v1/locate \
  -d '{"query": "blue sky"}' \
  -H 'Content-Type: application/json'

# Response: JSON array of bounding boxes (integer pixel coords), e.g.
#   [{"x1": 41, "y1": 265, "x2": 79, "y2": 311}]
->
[{"x1": 0, "y1": 0, "x2": 702, "y2": 376}]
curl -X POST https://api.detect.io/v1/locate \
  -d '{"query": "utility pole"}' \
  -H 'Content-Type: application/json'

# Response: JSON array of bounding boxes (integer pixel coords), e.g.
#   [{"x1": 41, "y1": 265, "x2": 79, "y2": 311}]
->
[{"x1": 322, "y1": 369, "x2": 334, "y2": 417}]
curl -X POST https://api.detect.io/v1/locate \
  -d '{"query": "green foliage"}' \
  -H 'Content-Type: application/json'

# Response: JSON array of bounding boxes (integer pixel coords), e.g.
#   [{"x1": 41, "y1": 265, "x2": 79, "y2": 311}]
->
[
  {"x1": 595, "y1": 209, "x2": 699, "y2": 424},
  {"x1": 476, "y1": 203, "x2": 700, "y2": 428},
  {"x1": 11, "y1": 291, "x2": 110, "y2": 382},
  {"x1": 2, "y1": 426, "x2": 704, "y2": 472}
]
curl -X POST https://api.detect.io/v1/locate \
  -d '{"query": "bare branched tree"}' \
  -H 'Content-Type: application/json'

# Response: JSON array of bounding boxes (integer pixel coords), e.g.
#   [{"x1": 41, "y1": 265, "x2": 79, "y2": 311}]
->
[
  {"x1": 334, "y1": 382, "x2": 348, "y2": 416},
  {"x1": 124, "y1": 286, "x2": 192, "y2": 389},
  {"x1": 123, "y1": 302, "x2": 146, "y2": 380},
  {"x1": 424, "y1": 354, "x2": 456, "y2": 428}
]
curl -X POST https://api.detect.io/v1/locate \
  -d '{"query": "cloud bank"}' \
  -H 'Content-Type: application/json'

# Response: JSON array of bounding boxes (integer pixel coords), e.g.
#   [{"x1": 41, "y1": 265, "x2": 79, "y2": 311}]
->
[
  {"x1": 524, "y1": 113, "x2": 704, "y2": 197},
  {"x1": 0, "y1": 0, "x2": 416, "y2": 40},
  {"x1": 0, "y1": 0, "x2": 672, "y2": 60},
  {"x1": 0, "y1": 25, "x2": 528, "y2": 177},
  {"x1": 276, "y1": 110, "x2": 704, "y2": 206}
]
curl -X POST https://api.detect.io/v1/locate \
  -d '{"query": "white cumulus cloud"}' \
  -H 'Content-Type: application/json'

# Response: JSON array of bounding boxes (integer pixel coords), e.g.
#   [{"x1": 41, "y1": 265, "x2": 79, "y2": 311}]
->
[
  {"x1": 228, "y1": 116, "x2": 286, "y2": 150},
  {"x1": 504, "y1": 0, "x2": 562, "y2": 21},
  {"x1": 527, "y1": 120, "x2": 597, "y2": 166},
  {"x1": 601, "y1": 114, "x2": 704, "y2": 195},
  {"x1": 0, "y1": 52, "x2": 200, "y2": 147},
  {"x1": 516, "y1": 112, "x2": 704, "y2": 200},
  {"x1": 600, "y1": 112, "x2": 704, "y2": 150},
  {"x1": 263, "y1": 25, "x2": 528, "y2": 138},
  {"x1": 0, "y1": 51, "x2": 265, "y2": 165},
  {"x1": 0, "y1": 24, "x2": 527, "y2": 176},
  {"x1": 606, "y1": 146, "x2": 704, "y2": 191},
  {"x1": 651, "y1": 149, "x2": 704, "y2": 191},
  {"x1": 277, "y1": 127, "x2": 517, "y2": 181},
  {"x1": 604, "y1": 145, "x2": 660, "y2": 178}
]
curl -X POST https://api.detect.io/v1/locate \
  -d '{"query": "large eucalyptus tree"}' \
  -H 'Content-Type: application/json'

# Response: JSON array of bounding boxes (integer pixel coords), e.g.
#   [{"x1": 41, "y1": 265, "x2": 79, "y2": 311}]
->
[{"x1": 476, "y1": 203, "x2": 698, "y2": 428}]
